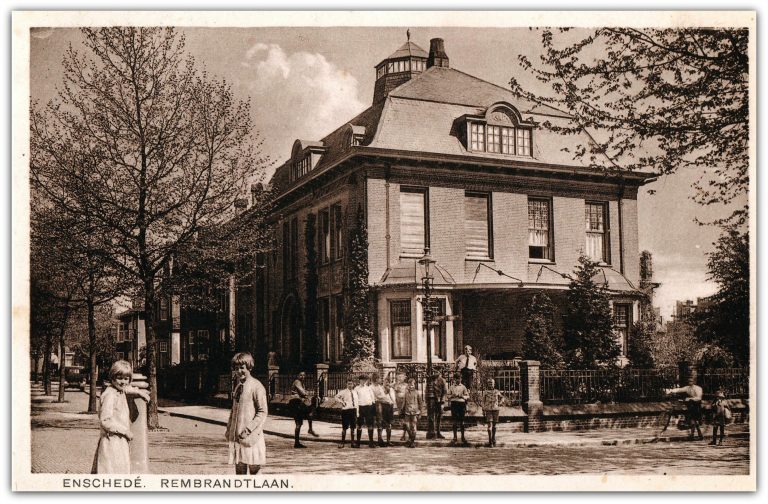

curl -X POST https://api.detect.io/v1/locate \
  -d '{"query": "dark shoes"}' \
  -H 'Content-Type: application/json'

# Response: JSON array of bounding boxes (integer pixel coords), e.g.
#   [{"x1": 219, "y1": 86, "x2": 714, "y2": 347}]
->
[
  {"x1": 351, "y1": 443, "x2": 360, "y2": 449},
  {"x1": 436, "y1": 433, "x2": 446, "y2": 439},
  {"x1": 294, "y1": 443, "x2": 307, "y2": 449},
  {"x1": 308, "y1": 430, "x2": 319, "y2": 437}
]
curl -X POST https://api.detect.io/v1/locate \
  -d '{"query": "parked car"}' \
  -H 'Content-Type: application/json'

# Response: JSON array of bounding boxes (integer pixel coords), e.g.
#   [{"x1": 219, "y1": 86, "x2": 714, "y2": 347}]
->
[{"x1": 63, "y1": 366, "x2": 87, "y2": 391}]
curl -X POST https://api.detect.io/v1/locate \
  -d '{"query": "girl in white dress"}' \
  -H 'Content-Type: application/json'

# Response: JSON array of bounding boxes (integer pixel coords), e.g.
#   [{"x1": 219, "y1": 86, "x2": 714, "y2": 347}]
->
[
  {"x1": 91, "y1": 360, "x2": 149, "y2": 473},
  {"x1": 225, "y1": 352, "x2": 268, "y2": 474}
]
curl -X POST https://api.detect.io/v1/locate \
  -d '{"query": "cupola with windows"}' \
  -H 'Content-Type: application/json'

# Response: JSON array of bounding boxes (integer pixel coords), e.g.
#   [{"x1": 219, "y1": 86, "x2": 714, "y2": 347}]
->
[{"x1": 372, "y1": 30, "x2": 430, "y2": 104}]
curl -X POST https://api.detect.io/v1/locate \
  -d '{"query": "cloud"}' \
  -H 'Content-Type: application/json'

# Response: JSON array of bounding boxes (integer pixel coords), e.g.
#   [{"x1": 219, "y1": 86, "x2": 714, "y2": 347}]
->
[
  {"x1": 238, "y1": 43, "x2": 367, "y2": 170},
  {"x1": 651, "y1": 252, "x2": 716, "y2": 321},
  {"x1": 30, "y1": 27, "x2": 53, "y2": 39}
]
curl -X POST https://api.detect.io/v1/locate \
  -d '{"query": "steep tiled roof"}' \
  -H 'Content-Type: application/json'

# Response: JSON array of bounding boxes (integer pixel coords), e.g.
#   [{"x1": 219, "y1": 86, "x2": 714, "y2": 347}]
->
[
  {"x1": 271, "y1": 60, "x2": 638, "y2": 195},
  {"x1": 390, "y1": 66, "x2": 567, "y2": 117}
]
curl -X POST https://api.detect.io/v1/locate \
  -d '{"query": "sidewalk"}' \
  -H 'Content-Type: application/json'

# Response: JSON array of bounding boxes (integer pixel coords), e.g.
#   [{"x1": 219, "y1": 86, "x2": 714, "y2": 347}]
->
[{"x1": 157, "y1": 401, "x2": 750, "y2": 448}]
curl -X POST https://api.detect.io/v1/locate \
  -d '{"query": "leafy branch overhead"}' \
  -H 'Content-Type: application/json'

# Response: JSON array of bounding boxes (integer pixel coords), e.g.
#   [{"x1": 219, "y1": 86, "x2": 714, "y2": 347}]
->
[{"x1": 511, "y1": 28, "x2": 749, "y2": 225}]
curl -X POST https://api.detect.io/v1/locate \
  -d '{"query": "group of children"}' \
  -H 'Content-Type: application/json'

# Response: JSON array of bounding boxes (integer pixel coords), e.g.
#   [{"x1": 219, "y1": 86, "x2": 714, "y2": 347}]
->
[
  {"x1": 331, "y1": 371, "x2": 506, "y2": 448},
  {"x1": 92, "y1": 354, "x2": 735, "y2": 475}
]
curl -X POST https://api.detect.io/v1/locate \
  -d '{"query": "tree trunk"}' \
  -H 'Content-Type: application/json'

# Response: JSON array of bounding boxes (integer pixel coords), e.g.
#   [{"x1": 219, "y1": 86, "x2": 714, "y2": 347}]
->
[
  {"x1": 43, "y1": 332, "x2": 52, "y2": 396},
  {"x1": 33, "y1": 356, "x2": 40, "y2": 383},
  {"x1": 56, "y1": 307, "x2": 69, "y2": 402},
  {"x1": 144, "y1": 278, "x2": 160, "y2": 429},
  {"x1": 87, "y1": 299, "x2": 98, "y2": 413}
]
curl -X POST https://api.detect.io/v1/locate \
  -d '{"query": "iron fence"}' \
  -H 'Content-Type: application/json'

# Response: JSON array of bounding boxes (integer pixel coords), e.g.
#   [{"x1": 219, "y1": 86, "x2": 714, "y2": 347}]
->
[
  {"x1": 698, "y1": 368, "x2": 749, "y2": 398},
  {"x1": 540, "y1": 368, "x2": 681, "y2": 405},
  {"x1": 273, "y1": 374, "x2": 318, "y2": 397},
  {"x1": 493, "y1": 369, "x2": 522, "y2": 406}
]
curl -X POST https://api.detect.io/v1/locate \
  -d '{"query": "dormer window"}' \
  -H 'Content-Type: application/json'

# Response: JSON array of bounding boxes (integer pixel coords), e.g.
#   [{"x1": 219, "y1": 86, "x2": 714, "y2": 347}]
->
[
  {"x1": 464, "y1": 103, "x2": 534, "y2": 157},
  {"x1": 345, "y1": 124, "x2": 366, "y2": 148},
  {"x1": 290, "y1": 156, "x2": 311, "y2": 182},
  {"x1": 288, "y1": 139, "x2": 327, "y2": 184}
]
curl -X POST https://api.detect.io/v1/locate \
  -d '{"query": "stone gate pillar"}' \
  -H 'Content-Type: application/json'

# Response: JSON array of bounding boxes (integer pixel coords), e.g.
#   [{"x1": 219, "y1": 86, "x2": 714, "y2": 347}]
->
[
  {"x1": 520, "y1": 360, "x2": 544, "y2": 433},
  {"x1": 130, "y1": 373, "x2": 150, "y2": 474}
]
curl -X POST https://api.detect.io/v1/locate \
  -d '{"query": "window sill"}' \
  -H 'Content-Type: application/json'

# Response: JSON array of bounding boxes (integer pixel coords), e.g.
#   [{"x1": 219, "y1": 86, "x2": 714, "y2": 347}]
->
[
  {"x1": 465, "y1": 257, "x2": 494, "y2": 262},
  {"x1": 528, "y1": 259, "x2": 556, "y2": 265},
  {"x1": 400, "y1": 254, "x2": 426, "y2": 260}
]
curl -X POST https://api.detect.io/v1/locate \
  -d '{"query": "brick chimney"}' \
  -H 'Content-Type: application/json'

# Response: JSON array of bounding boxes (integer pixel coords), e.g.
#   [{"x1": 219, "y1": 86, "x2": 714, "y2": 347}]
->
[{"x1": 427, "y1": 38, "x2": 449, "y2": 69}]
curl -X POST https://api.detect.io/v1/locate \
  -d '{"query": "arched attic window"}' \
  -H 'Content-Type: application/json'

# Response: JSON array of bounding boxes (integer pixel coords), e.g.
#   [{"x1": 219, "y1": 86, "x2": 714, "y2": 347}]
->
[
  {"x1": 289, "y1": 139, "x2": 326, "y2": 183},
  {"x1": 344, "y1": 124, "x2": 366, "y2": 148},
  {"x1": 465, "y1": 103, "x2": 535, "y2": 157}
]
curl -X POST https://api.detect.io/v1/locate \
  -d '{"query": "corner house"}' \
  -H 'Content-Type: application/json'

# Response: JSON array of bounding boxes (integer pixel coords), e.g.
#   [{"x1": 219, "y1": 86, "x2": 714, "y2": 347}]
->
[{"x1": 261, "y1": 36, "x2": 653, "y2": 370}]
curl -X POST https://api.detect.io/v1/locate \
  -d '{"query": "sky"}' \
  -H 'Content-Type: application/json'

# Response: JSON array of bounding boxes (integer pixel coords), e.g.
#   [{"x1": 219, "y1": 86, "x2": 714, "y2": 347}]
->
[{"x1": 29, "y1": 26, "x2": 745, "y2": 320}]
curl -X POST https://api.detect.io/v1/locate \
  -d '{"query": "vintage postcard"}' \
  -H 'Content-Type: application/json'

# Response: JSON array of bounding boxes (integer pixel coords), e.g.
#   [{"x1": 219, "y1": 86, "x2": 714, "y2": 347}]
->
[{"x1": 11, "y1": 10, "x2": 756, "y2": 491}]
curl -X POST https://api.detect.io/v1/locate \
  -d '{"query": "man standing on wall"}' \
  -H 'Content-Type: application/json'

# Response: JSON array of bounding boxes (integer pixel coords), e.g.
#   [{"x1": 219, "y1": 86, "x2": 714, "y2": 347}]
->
[{"x1": 455, "y1": 345, "x2": 478, "y2": 389}]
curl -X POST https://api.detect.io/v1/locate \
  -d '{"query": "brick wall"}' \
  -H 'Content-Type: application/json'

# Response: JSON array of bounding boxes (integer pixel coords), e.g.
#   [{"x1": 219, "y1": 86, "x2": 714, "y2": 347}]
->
[{"x1": 366, "y1": 175, "x2": 641, "y2": 288}]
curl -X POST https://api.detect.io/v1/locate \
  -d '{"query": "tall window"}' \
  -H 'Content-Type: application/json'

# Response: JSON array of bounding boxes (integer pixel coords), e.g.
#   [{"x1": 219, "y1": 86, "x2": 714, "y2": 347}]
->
[
  {"x1": 290, "y1": 218, "x2": 299, "y2": 278},
  {"x1": 333, "y1": 295, "x2": 344, "y2": 362},
  {"x1": 318, "y1": 298, "x2": 330, "y2": 362},
  {"x1": 400, "y1": 188, "x2": 428, "y2": 256},
  {"x1": 516, "y1": 128, "x2": 531, "y2": 156},
  {"x1": 470, "y1": 123, "x2": 486, "y2": 152},
  {"x1": 186, "y1": 331, "x2": 194, "y2": 361},
  {"x1": 282, "y1": 221, "x2": 290, "y2": 282},
  {"x1": 319, "y1": 209, "x2": 331, "y2": 263},
  {"x1": 159, "y1": 296, "x2": 168, "y2": 321},
  {"x1": 465, "y1": 192, "x2": 492, "y2": 259},
  {"x1": 332, "y1": 204, "x2": 344, "y2": 260},
  {"x1": 424, "y1": 298, "x2": 447, "y2": 360},
  {"x1": 390, "y1": 300, "x2": 412, "y2": 359},
  {"x1": 528, "y1": 198, "x2": 553, "y2": 260},
  {"x1": 613, "y1": 304, "x2": 632, "y2": 356},
  {"x1": 487, "y1": 125, "x2": 501, "y2": 153},
  {"x1": 197, "y1": 330, "x2": 209, "y2": 361},
  {"x1": 501, "y1": 127, "x2": 513, "y2": 154},
  {"x1": 586, "y1": 202, "x2": 610, "y2": 264}
]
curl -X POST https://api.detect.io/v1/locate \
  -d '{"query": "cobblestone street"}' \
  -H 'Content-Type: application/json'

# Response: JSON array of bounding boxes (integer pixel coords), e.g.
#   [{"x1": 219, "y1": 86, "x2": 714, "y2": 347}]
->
[{"x1": 30, "y1": 385, "x2": 750, "y2": 476}]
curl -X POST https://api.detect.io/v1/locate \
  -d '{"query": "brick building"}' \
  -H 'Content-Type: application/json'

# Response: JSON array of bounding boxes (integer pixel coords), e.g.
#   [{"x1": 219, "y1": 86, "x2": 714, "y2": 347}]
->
[{"x1": 250, "y1": 36, "x2": 653, "y2": 370}]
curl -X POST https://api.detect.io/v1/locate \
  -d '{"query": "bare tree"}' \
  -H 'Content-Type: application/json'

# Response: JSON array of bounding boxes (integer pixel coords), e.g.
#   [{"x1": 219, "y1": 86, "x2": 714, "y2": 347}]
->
[{"x1": 31, "y1": 27, "x2": 267, "y2": 427}]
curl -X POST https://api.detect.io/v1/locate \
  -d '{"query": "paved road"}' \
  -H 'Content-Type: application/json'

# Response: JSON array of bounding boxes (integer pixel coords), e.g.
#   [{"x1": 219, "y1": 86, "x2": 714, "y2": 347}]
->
[{"x1": 30, "y1": 386, "x2": 750, "y2": 475}]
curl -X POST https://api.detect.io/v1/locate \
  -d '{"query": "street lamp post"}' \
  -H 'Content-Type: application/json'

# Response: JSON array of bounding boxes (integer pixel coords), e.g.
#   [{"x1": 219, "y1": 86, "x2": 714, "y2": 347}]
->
[{"x1": 419, "y1": 248, "x2": 437, "y2": 439}]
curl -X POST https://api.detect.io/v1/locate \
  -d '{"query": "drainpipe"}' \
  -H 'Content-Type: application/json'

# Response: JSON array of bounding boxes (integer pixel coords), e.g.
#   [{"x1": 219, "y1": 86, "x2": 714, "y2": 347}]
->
[
  {"x1": 385, "y1": 174, "x2": 391, "y2": 271},
  {"x1": 618, "y1": 186, "x2": 625, "y2": 275}
]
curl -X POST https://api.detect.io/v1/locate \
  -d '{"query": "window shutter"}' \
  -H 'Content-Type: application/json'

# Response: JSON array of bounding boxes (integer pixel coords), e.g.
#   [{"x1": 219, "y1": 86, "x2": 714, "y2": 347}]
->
[
  {"x1": 400, "y1": 190, "x2": 426, "y2": 255},
  {"x1": 465, "y1": 194, "x2": 489, "y2": 258}
]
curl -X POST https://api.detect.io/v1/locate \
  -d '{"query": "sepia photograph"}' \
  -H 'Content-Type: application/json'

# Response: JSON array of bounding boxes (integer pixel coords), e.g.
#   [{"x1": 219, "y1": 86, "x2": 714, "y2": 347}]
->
[{"x1": 11, "y1": 9, "x2": 756, "y2": 492}]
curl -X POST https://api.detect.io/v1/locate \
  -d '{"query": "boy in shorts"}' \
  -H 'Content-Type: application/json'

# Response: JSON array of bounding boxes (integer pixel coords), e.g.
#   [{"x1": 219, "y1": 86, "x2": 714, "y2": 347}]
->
[
  {"x1": 333, "y1": 379, "x2": 358, "y2": 448},
  {"x1": 481, "y1": 377, "x2": 503, "y2": 447}
]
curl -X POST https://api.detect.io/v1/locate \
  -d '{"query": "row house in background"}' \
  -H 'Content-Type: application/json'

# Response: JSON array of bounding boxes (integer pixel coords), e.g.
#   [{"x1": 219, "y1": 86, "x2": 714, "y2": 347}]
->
[{"x1": 251, "y1": 35, "x2": 654, "y2": 370}]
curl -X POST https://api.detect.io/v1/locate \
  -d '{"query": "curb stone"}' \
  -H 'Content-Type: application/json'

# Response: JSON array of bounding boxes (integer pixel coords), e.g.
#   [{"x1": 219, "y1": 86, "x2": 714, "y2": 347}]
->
[{"x1": 158, "y1": 408, "x2": 749, "y2": 449}]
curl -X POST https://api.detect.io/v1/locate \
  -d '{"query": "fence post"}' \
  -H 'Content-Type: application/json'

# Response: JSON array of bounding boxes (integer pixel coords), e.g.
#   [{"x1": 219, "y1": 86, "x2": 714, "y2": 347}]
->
[
  {"x1": 315, "y1": 363, "x2": 329, "y2": 399},
  {"x1": 678, "y1": 361, "x2": 698, "y2": 386},
  {"x1": 129, "y1": 373, "x2": 150, "y2": 474},
  {"x1": 520, "y1": 360, "x2": 544, "y2": 433},
  {"x1": 268, "y1": 364, "x2": 279, "y2": 399}
]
